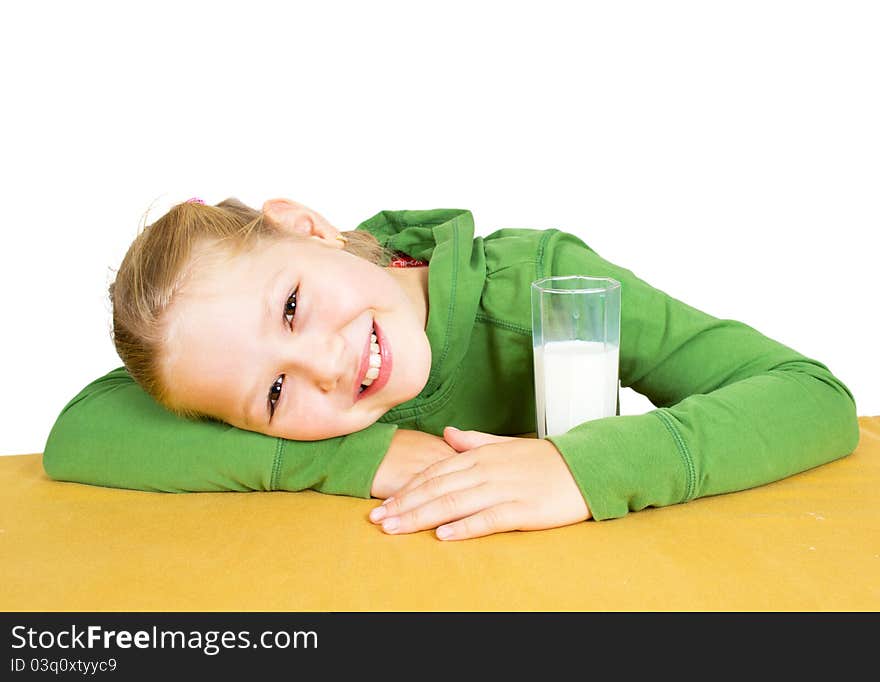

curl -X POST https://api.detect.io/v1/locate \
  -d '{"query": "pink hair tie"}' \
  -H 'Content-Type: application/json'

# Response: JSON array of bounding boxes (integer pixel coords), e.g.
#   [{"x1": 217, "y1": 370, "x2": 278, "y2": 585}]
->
[{"x1": 185, "y1": 197, "x2": 205, "y2": 204}]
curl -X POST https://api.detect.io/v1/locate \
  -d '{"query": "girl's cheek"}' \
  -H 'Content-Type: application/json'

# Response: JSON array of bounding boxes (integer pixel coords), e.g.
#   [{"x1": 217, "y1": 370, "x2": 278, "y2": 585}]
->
[{"x1": 299, "y1": 404, "x2": 344, "y2": 438}]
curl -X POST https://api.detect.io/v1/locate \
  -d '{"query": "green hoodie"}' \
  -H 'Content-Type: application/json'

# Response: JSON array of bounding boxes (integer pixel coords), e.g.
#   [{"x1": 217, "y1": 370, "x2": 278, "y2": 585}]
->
[{"x1": 42, "y1": 209, "x2": 860, "y2": 520}]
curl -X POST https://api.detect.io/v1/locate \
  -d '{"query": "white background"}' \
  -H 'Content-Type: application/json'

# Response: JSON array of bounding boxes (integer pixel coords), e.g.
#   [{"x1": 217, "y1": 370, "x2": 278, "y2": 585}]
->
[{"x1": 1, "y1": 0, "x2": 877, "y2": 455}]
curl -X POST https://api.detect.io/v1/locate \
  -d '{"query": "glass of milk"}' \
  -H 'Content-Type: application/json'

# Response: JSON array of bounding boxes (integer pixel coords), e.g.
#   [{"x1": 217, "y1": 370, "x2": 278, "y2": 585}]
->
[{"x1": 531, "y1": 276, "x2": 621, "y2": 438}]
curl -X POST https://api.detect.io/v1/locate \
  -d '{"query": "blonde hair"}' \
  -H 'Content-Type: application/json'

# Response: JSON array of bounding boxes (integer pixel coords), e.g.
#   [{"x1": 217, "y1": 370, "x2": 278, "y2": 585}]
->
[{"x1": 108, "y1": 197, "x2": 398, "y2": 420}]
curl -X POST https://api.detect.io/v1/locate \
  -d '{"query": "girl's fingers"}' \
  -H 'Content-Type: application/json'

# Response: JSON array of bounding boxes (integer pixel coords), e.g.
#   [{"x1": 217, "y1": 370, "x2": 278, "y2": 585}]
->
[
  {"x1": 435, "y1": 503, "x2": 521, "y2": 541},
  {"x1": 385, "y1": 452, "x2": 475, "y2": 501},
  {"x1": 374, "y1": 479, "x2": 498, "y2": 535},
  {"x1": 370, "y1": 466, "x2": 483, "y2": 526},
  {"x1": 442, "y1": 427, "x2": 517, "y2": 452}
]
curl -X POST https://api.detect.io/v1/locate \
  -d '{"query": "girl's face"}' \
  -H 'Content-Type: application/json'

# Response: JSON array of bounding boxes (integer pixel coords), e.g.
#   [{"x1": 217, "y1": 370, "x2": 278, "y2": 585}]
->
[{"x1": 161, "y1": 233, "x2": 432, "y2": 440}]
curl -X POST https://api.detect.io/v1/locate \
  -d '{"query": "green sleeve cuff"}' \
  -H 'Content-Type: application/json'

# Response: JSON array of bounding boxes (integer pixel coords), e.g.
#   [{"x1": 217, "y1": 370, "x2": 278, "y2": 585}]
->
[
  {"x1": 546, "y1": 411, "x2": 690, "y2": 521},
  {"x1": 274, "y1": 422, "x2": 398, "y2": 498}
]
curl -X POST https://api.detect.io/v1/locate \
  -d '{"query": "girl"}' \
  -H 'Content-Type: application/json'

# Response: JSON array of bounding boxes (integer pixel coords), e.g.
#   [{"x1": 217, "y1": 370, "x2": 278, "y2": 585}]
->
[{"x1": 43, "y1": 197, "x2": 860, "y2": 541}]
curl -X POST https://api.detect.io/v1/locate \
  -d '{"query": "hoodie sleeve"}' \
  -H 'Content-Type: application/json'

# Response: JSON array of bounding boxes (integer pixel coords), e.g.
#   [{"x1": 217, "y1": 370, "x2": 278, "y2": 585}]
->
[
  {"x1": 541, "y1": 231, "x2": 860, "y2": 520},
  {"x1": 42, "y1": 366, "x2": 395, "y2": 497}
]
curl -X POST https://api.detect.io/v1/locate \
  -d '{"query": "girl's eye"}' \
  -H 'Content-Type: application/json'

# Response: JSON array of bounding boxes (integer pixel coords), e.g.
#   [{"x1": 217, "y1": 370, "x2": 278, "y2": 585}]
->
[
  {"x1": 268, "y1": 376, "x2": 284, "y2": 418},
  {"x1": 284, "y1": 289, "x2": 297, "y2": 327}
]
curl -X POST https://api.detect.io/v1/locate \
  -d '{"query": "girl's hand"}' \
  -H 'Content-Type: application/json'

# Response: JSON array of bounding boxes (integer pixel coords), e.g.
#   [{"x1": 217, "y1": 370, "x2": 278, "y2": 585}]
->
[
  {"x1": 370, "y1": 429, "x2": 459, "y2": 499},
  {"x1": 369, "y1": 427, "x2": 591, "y2": 540}
]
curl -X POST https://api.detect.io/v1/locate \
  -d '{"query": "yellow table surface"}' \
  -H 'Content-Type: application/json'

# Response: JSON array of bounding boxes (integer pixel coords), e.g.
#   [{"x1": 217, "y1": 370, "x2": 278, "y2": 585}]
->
[{"x1": 2, "y1": 417, "x2": 878, "y2": 612}]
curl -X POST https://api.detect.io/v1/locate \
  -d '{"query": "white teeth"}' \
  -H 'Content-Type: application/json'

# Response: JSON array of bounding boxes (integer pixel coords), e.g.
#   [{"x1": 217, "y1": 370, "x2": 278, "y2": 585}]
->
[{"x1": 361, "y1": 326, "x2": 382, "y2": 390}]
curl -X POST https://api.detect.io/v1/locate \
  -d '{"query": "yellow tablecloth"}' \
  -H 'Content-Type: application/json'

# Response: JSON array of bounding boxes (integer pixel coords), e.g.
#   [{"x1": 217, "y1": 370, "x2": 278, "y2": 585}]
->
[{"x1": 2, "y1": 417, "x2": 878, "y2": 612}]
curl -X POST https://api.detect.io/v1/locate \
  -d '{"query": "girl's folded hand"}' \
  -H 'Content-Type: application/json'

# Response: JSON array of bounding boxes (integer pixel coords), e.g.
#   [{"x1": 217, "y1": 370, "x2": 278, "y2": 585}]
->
[
  {"x1": 369, "y1": 427, "x2": 591, "y2": 540},
  {"x1": 370, "y1": 429, "x2": 458, "y2": 499}
]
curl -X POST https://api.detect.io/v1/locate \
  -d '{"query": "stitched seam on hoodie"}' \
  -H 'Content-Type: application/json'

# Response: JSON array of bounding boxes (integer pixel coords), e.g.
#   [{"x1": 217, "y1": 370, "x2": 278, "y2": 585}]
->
[
  {"x1": 427, "y1": 216, "x2": 459, "y2": 394},
  {"x1": 475, "y1": 313, "x2": 531, "y2": 336},
  {"x1": 535, "y1": 229, "x2": 556, "y2": 280},
  {"x1": 270, "y1": 438, "x2": 284, "y2": 491},
  {"x1": 653, "y1": 409, "x2": 696, "y2": 502}
]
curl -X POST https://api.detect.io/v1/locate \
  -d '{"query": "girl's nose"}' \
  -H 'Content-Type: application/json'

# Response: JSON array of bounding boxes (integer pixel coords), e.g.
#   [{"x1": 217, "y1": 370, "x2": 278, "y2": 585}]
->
[{"x1": 283, "y1": 333, "x2": 346, "y2": 391}]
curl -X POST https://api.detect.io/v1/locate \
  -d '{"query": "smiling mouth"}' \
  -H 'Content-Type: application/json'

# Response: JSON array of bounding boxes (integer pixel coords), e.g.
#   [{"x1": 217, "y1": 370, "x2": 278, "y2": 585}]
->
[
  {"x1": 355, "y1": 320, "x2": 391, "y2": 402},
  {"x1": 359, "y1": 324, "x2": 382, "y2": 393}
]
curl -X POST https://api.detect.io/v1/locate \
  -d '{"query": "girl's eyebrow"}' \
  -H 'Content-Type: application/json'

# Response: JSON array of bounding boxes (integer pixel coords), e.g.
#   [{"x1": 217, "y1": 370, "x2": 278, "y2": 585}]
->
[
  {"x1": 242, "y1": 266, "x2": 289, "y2": 429},
  {"x1": 265, "y1": 265, "x2": 289, "y2": 328}
]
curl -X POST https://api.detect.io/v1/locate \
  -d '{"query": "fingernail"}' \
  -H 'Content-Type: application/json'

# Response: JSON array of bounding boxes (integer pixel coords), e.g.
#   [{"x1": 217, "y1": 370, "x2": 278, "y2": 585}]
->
[
  {"x1": 382, "y1": 517, "x2": 400, "y2": 533},
  {"x1": 381, "y1": 496, "x2": 394, "y2": 506},
  {"x1": 370, "y1": 506, "x2": 387, "y2": 522},
  {"x1": 447, "y1": 426, "x2": 460, "y2": 432},
  {"x1": 436, "y1": 525, "x2": 454, "y2": 540}
]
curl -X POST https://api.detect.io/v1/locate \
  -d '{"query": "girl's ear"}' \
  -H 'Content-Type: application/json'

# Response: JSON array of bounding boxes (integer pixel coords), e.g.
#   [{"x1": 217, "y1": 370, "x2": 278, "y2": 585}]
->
[
  {"x1": 262, "y1": 198, "x2": 346, "y2": 247},
  {"x1": 262, "y1": 198, "x2": 314, "y2": 237}
]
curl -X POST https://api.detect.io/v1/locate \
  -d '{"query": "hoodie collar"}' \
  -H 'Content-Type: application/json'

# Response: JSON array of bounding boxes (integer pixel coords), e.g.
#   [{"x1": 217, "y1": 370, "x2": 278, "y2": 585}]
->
[{"x1": 356, "y1": 208, "x2": 486, "y2": 406}]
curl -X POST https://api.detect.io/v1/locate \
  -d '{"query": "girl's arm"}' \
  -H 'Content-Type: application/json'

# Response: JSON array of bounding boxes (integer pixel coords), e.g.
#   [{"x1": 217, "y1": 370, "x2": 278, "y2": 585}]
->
[
  {"x1": 369, "y1": 231, "x2": 861, "y2": 538},
  {"x1": 42, "y1": 366, "x2": 406, "y2": 496},
  {"x1": 543, "y1": 230, "x2": 860, "y2": 520}
]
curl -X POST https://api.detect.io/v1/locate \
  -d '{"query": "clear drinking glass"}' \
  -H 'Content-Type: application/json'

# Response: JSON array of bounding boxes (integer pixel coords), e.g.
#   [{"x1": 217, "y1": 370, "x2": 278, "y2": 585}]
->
[{"x1": 531, "y1": 276, "x2": 621, "y2": 438}]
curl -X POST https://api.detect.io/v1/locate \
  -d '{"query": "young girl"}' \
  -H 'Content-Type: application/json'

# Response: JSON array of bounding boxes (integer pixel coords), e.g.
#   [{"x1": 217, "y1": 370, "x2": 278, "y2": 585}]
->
[{"x1": 43, "y1": 197, "x2": 860, "y2": 541}]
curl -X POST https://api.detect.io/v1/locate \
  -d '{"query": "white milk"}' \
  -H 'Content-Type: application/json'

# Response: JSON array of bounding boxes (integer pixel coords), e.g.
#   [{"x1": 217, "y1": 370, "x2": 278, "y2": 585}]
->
[{"x1": 533, "y1": 340, "x2": 619, "y2": 437}]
